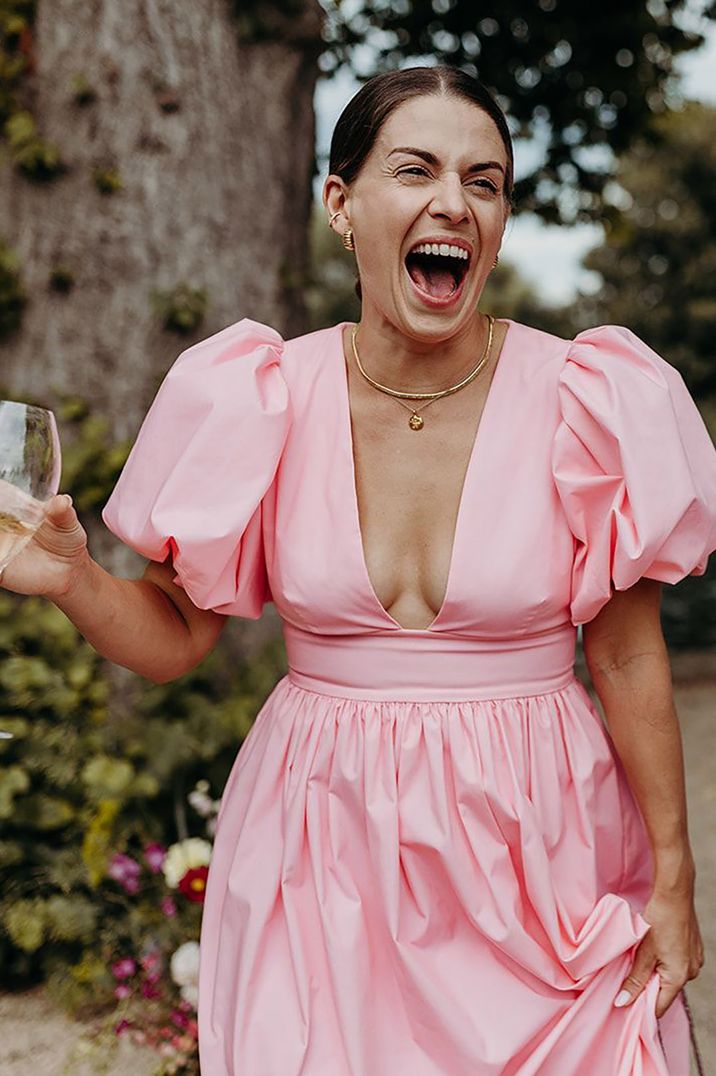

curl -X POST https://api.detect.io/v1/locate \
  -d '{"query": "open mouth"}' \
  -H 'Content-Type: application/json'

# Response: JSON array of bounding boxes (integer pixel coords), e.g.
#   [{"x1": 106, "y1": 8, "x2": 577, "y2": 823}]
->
[{"x1": 404, "y1": 244, "x2": 471, "y2": 301}]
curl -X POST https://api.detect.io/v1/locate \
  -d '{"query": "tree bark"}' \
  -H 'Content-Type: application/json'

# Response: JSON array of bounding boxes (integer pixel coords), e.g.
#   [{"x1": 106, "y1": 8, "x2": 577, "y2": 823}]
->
[{"x1": 0, "y1": 0, "x2": 324, "y2": 442}]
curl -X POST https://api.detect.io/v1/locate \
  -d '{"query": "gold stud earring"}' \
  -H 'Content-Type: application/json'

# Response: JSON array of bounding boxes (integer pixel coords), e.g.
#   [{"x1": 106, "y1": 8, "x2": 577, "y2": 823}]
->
[{"x1": 342, "y1": 228, "x2": 355, "y2": 252}]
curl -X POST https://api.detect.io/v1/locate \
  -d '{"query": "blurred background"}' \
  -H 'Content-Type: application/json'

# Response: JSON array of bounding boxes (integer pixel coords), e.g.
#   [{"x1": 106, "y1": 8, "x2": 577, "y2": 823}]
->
[{"x1": 0, "y1": 1, "x2": 714, "y2": 1072}]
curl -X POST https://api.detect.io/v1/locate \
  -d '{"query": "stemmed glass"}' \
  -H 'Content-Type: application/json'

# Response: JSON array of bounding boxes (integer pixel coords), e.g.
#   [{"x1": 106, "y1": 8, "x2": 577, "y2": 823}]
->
[{"x1": 0, "y1": 400, "x2": 62, "y2": 739}]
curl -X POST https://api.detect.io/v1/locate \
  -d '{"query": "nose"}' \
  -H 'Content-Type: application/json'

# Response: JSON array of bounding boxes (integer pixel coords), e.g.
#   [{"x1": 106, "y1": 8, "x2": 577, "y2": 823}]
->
[{"x1": 428, "y1": 172, "x2": 469, "y2": 223}]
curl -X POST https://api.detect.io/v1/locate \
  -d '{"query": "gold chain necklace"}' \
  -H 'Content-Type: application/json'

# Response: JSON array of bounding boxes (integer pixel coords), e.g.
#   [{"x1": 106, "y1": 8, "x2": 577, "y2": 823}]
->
[{"x1": 350, "y1": 315, "x2": 495, "y2": 430}]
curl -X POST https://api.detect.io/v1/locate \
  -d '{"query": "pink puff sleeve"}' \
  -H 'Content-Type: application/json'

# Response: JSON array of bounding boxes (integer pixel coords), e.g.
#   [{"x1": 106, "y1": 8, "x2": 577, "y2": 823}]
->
[
  {"x1": 551, "y1": 324, "x2": 716, "y2": 626},
  {"x1": 101, "y1": 318, "x2": 290, "y2": 618}
]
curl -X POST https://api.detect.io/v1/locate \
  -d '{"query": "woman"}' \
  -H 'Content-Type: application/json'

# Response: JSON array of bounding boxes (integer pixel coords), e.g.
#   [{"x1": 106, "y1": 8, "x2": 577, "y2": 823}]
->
[{"x1": 2, "y1": 66, "x2": 715, "y2": 1075}]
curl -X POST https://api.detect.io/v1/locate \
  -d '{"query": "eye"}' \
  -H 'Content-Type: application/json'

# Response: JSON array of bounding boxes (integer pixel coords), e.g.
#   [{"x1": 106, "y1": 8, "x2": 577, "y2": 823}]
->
[
  {"x1": 397, "y1": 166, "x2": 429, "y2": 177},
  {"x1": 470, "y1": 178, "x2": 499, "y2": 193}
]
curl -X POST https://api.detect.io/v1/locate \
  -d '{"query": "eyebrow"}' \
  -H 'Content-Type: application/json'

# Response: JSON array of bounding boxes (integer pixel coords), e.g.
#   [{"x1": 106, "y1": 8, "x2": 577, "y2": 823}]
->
[{"x1": 387, "y1": 147, "x2": 505, "y2": 175}]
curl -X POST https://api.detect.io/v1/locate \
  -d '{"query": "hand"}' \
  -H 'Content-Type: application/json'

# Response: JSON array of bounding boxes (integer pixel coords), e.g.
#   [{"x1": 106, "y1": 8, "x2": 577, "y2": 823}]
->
[
  {"x1": 0, "y1": 493, "x2": 89, "y2": 600},
  {"x1": 614, "y1": 889, "x2": 704, "y2": 1018}
]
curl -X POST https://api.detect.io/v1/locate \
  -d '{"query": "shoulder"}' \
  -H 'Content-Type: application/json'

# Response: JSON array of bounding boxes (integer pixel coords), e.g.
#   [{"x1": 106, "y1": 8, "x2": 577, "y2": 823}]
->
[
  {"x1": 281, "y1": 319, "x2": 347, "y2": 371},
  {"x1": 508, "y1": 317, "x2": 687, "y2": 396},
  {"x1": 159, "y1": 317, "x2": 347, "y2": 394}
]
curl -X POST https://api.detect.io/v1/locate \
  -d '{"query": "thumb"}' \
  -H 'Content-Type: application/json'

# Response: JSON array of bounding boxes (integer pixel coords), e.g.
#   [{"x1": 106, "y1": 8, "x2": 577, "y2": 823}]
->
[
  {"x1": 614, "y1": 947, "x2": 657, "y2": 1008},
  {"x1": 47, "y1": 493, "x2": 73, "y2": 516}
]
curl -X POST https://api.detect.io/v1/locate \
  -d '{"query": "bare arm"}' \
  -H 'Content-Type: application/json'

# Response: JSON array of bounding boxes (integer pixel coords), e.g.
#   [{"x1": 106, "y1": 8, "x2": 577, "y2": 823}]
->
[
  {"x1": 583, "y1": 577, "x2": 704, "y2": 1015},
  {"x1": 0, "y1": 494, "x2": 226, "y2": 684},
  {"x1": 582, "y1": 577, "x2": 694, "y2": 890},
  {"x1": 53, "y1": 552, "x2": 226, "y2": 684}
]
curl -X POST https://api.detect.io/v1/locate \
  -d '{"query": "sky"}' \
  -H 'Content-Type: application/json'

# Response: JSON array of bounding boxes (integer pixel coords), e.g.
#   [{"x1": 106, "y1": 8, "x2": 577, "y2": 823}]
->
[{"x1": 313, "y1": 17, "x2": 716, "y2": 306}]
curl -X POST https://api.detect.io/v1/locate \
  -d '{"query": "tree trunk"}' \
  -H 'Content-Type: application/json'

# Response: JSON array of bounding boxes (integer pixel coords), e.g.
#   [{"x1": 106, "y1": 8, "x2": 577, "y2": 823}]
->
[
  {"x1": 0, "y1": 0, "x2": 323, "y2": 443},
  {"x1": 0, "y1": 0, "x2": 323, "y2": 676}
]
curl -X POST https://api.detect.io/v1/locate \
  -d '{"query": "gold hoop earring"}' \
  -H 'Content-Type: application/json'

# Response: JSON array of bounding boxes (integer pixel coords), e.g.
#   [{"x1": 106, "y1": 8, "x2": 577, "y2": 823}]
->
[
  {"x1": 492, "y1": 254, "x2": 499, "y2": 269},
  {"x1": 342, "y1": 228, "x2": 355, "y2": 252},
  {"x1": 328, "y1": 211, "x2": 340, "y2": 227}
]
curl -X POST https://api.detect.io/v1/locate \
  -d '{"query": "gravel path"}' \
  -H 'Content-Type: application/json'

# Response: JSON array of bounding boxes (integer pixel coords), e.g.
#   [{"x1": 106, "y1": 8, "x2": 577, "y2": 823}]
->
[{"x1": 1, "y1": 672, "x2": 714, "y2": 1074}]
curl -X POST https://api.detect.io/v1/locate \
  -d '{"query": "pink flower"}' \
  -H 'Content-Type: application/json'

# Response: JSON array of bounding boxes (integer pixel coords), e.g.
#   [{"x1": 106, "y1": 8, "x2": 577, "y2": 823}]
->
[
  {"x1": 108, "y1": 852, "x2": 142, "y2": 894},
  {"x1": 111, "y1": 957, "x2": 137, "y2": 980},
  {"x1": 143, "y1": 841, "x2": 167, "y2": 873},
  {"x1": 140, "y1": 949, "x2": 162, "y2": 978},
  {"x1": 161, "y1": 895, "x2": 177, "y2": 918},
  {"x1": 141, "y1": 979, "x2": 162, "y2": 999},
  {"x1": 114, "y1": 983, "x2": 132, "y2": 1000},
  {"x1": 170, "y1": 1008, "x2": 190, "y2": 1029},
  {"x1": 114, "y1": 1018, "x2": 132, "y2": 1036}
]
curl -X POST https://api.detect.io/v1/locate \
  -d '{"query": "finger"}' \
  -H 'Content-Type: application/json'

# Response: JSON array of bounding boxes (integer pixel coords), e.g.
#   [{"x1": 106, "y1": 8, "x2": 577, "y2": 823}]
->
[
  {"x1": 46, "y1": 493, "x2": 73, "y2": 517},
  {"x1": 44, "y1": 495, "x2": 79, "y2": 531},
  {"x1": 614, "y1": 949, "x2": 657, "y2": 1008},
  {"x1": 655, "y1": 982, "x2": 684, "y2": 1020}
]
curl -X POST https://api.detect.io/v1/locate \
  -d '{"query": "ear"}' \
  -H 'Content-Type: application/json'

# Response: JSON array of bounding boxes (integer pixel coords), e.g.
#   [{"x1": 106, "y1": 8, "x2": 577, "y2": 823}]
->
[{"x1": 323, "y1": 173, "x2": 351, "y2": 228}]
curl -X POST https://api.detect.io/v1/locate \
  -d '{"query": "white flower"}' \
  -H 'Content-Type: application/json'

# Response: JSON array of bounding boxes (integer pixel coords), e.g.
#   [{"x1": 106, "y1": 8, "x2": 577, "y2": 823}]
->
[
  {"x1": 180, "y1": 983, "x2": 199, "y2": 1008},
  {"x1": 170, "y1": 940, "x2": 200, "y2": 988},
  {"x1": 162, "y1": 837, "x2": 212, "y2": 889},
  {"x1": 187, "y1": 790, "x2": 214, "y2": 817},
  {"x1": 188, "y1": 780, "x2": 221, "y2": 820}
]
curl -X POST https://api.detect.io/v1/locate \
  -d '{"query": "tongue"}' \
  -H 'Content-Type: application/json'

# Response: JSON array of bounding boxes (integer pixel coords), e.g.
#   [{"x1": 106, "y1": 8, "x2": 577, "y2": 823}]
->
[{"x1": 409, "y1": 261, "x2": 456, "y2": 298}]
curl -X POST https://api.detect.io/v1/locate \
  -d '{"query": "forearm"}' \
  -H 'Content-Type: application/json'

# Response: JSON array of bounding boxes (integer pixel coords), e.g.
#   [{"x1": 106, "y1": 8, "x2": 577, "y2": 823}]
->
[
  {"x1": 51, "y1": 551, "x2": 197, "y2": 683},
  {"x1": 588, "y1": 650, "x2": 695, "y2": 894}
]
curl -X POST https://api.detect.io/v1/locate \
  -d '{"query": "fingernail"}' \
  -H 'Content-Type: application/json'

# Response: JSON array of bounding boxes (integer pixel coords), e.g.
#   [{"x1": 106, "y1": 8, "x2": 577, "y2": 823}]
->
[
  {"x1": 62, "y1": 494, "x2": 73, "y2": 507},
  {"x1": 614, "y1": 990, "x2": 631, "y2": 1008}
]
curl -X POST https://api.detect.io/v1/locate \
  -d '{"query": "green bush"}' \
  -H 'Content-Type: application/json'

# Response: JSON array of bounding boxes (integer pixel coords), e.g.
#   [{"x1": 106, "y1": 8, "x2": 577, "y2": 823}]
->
[
  {"x1": 0, "y1": 396, "x2": 287, "y2": 1017},
  {"x1": 0, "y1": 585, "x2": 286, "y2": 995}
]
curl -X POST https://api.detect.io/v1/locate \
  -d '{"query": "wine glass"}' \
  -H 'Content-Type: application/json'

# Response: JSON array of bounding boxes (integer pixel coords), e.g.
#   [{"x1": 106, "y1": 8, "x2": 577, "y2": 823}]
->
[{"x1": 0, "y1": 400, "x2": 62, "y2": 740}]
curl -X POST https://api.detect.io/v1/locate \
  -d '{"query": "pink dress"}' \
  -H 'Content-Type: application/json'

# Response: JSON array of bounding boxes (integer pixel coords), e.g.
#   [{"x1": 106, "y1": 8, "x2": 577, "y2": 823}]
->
[{"x1": 102, "y1": 316, "x2": 716, "y2": 1075}]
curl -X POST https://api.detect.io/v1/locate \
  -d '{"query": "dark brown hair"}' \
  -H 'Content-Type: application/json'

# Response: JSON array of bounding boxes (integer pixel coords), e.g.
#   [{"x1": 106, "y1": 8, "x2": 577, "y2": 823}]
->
[
  {"x1": 330, "y1": 66, "x2": 514, "y2": 199},
  {"x1": 328, "y1": 66, "x2": 515, "y2": 300}
]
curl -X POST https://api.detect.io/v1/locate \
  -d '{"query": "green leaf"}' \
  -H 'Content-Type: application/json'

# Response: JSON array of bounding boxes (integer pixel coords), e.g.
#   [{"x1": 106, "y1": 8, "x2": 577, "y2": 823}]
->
[
  {"x1": 81, "y1": 756, "x2": 135, "y2": 796},
  {"x1": 4, "y1": 898, "x2": 47, "y2": 952},
  {"x1": 0, "y1": 764, "x2": 30, "y2": 817}
]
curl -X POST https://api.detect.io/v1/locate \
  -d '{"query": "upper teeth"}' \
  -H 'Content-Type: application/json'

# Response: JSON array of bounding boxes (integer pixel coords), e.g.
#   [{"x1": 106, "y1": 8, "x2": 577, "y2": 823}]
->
[{"x1": 411, "y1": 243, "x2": 469, "y2": 260}]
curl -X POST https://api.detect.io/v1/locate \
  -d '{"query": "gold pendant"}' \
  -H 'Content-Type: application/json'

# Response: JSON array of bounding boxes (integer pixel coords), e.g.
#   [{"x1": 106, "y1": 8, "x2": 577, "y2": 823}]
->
[{"x1": 408, "y1": 412, "x2": 424, "y2": 430}]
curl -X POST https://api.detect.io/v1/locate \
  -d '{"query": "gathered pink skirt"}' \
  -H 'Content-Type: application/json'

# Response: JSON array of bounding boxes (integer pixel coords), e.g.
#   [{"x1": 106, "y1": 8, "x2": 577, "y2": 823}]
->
[{"x1": 197, "y1": 624, "x2": 690, "y2": 1074}]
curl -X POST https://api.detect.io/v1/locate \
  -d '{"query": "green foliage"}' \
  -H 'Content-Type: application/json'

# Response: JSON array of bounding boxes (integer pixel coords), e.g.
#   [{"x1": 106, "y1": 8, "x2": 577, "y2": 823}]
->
[
  {"x1": 49, "y1": 263, "x2": 75, "y2": 293},
  {"x1": 69, "y1": 71, "x2": 97, "y2": 107},
  {"x1": 229, "y1": 0, "x2": 311, "y2": 44},
  {"x1": 0, "y1": 580, "x2": 286, "y2": 990},
  {"x1": 151, "y1": 282, "x2": 208, "y2": 335},
  {"x1": 0, "y1": 1, "x2": 35, "y2": 127},
  {"x1": 316, "y1": 0, "x2": 711, "y2": 226},
  {"x1": 0, "y1": 5, "x2": 66, "y2": 180},
  {"x1": 579, "y1": 101, "x2": 716, "y2": 399},
  {"x1": 92, "y1": 165, "x2": 123, "y2": 194},
  {"x1": 55, "y1": 394, "x2": 132, "y2": 512},
  {"x1": 0, "y1": 235, "x2": 26, "y2": 337},
  {"x1": 573, "y1": 100, "x2": 716, "y2": 647},
  {"x1": 4, "y1": 107, "x2": 63, "y2": 181},
  {"x1": 0, "y1": 398, "x2": 287, "y2": 996}
]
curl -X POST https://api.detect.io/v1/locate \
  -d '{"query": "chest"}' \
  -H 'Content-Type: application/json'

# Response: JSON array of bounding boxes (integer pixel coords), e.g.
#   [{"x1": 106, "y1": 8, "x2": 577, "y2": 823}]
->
[
  {"x1": 267, "y1": 321, "x2": 577, "y2": 637},
  {"x1": 348, "y1": 369, "x2": 494, "y2": 623}
]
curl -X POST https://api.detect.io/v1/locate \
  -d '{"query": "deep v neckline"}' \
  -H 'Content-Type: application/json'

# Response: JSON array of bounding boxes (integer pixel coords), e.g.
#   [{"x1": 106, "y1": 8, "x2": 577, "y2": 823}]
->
[{"x1": 337, "y1": 317, "x2": 515, "y2": 633}]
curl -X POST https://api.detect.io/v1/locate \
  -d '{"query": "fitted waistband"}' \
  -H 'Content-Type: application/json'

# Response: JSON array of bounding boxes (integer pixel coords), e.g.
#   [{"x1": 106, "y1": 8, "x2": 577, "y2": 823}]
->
[{"x1": 283, "y1": 622, "x2": 578, "y2": 702}]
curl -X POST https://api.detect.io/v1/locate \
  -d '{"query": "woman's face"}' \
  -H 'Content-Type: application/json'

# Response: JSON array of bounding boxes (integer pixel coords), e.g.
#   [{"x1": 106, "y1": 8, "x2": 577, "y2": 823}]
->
[{"x1": 324, "y1": 93, "x2": 510, "y2": 341}]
